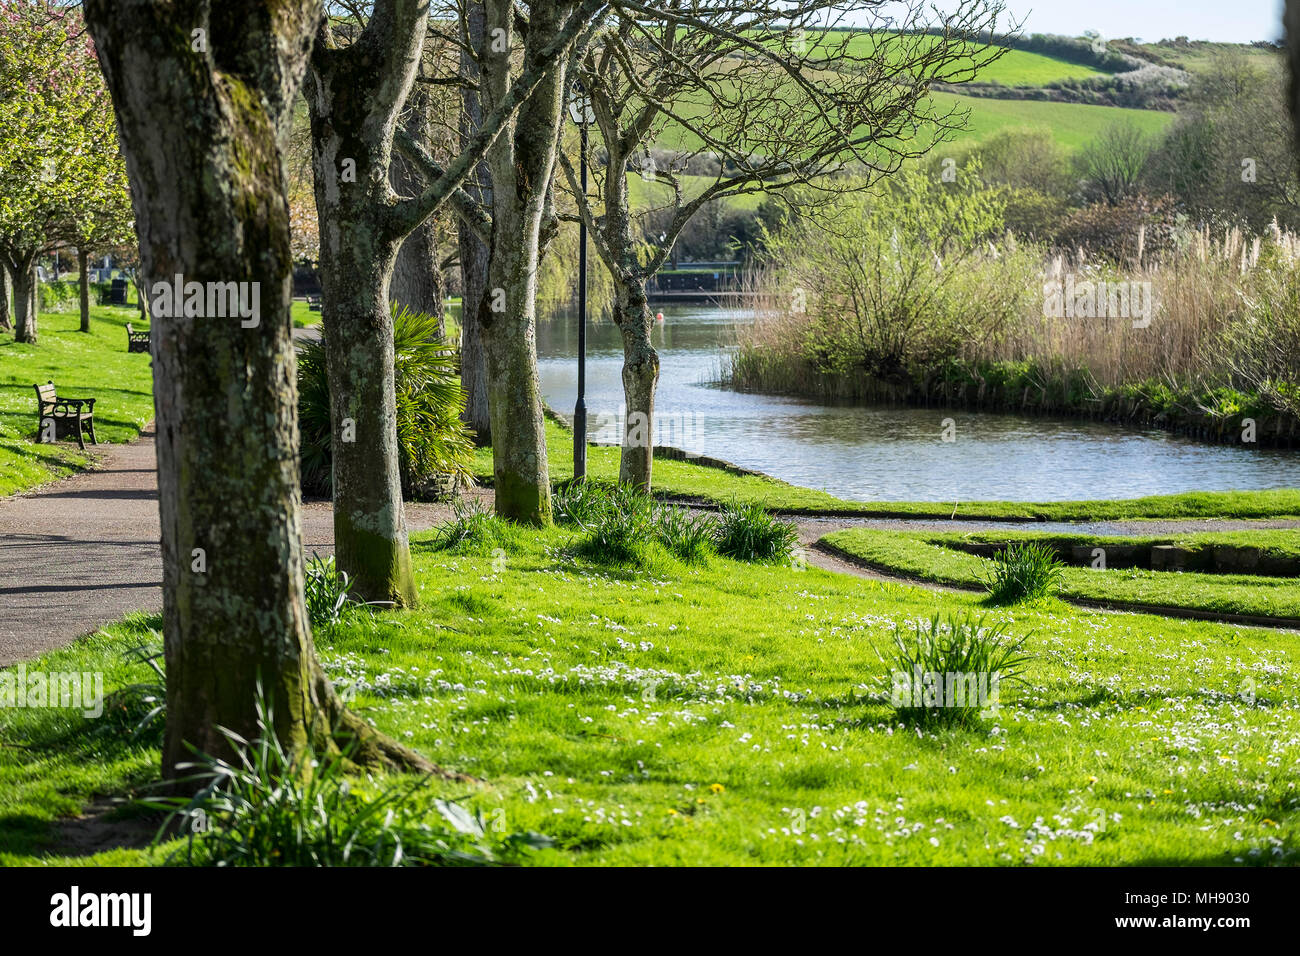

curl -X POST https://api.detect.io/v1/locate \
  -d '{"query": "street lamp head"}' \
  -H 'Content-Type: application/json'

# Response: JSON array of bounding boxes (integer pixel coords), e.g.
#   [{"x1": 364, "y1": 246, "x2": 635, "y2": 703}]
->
[{"x1": 567, "y1": 79, "x2": 595, "y2": 126}]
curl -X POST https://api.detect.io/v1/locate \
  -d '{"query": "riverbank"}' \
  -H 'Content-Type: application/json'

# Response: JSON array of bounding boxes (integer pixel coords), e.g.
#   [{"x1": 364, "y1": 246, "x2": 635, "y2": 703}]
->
[
  {"x1": 488, "y1": 418, "x2": 1300, "y2": 521},
  {"x1": 724, "y1": 354, "x2": 1300, "y2": 450}
]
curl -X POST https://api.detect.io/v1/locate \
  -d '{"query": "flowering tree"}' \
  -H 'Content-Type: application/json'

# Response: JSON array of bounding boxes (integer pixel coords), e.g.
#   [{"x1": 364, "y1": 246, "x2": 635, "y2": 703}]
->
[{"x1": 0, "y1": 1, "x2": 131, "y2": 342}]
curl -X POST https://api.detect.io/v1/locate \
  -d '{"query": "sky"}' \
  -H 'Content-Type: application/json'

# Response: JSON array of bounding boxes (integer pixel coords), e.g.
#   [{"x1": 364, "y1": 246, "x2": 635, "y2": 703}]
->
[{"x1": 1002, "y1": 0, "x2": 1284, "y2": 44}]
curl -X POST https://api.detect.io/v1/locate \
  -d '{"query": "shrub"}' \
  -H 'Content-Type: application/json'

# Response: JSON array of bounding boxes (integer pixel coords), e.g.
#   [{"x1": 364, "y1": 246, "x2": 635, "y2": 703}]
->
[
  {"x1": 983, "y1": 542, "x2": 1066, "y2": 604},
  {"x1": 882, "y1": 613, "x2": 1032, "y2": 727},
  {"x1": 713, "y1": 502, "x2": 798, "y2": 563},
  {"x1": 1051, "y1": 194, "x2": 1177, "y2": 263},
  {"x1": 755, "y1": 165, "x2": 1039, "y2": 382},
  {"x1": 142, "y1": 697, "x2": 550, "y2": 866},
  {"x1": 298, "y1": 305, "x2": 475, "y2": 499},
  {"x1": 37, "y1": 279, "x2": 79, "y2": 312}
]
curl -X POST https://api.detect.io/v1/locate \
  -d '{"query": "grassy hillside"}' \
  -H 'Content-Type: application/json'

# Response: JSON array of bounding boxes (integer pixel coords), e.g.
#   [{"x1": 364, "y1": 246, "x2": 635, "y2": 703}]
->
[
  {"x1": 626, "y1": 172, "x2": 766, "y2": 213},
  {"x1": 1134, "y1": 40, "x2": 1282, "y2": 75},
  {"x1": 797, "y1": 30, "x2": 1111, "y2": 86}
]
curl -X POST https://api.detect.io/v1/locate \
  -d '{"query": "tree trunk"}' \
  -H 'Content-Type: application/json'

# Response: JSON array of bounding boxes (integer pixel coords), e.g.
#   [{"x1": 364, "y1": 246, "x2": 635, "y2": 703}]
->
[
  {"x1": 306, "y1": 3, "x2": 427, "y2": 607},
  {"x1": 597, "y1": 138, "x2": 661, "y2": 491},
  {"x1": 389, "y1": 78, "x2": 446, "y2": 336},
  {"x1": 1289, "y1": 2, "x2": 1300, "y2": 158},
  {"x1": 390, "y1": 217, "x2": 444, "y2": 331},
  {"x1": 84, "y1": 0, "x2": 433, "y2": 783},
  {"x1": 0, "y1": 262, "x2": 11, "y2": 332},
  {"x1": 478, "y1": 0, "x2": 561, "y2": 524},
  {"x1": 458, "y1": 1, "x2": 492, "y2": 444},
  {"x1": 458, "y1": 218, "x2": 491, "y2": 443},
  {"x1": 613, "y1": 276, "x2": 660, "y2": 490},
  {"x1": 13, "y1": 263, "x2": 36, "y2": 344},
  {"x1": 480, "y1": 246, "x2": 552, "y2": 523},
  {"x1": 78, "y1": 248, "x2": 91, "y2": 333}
]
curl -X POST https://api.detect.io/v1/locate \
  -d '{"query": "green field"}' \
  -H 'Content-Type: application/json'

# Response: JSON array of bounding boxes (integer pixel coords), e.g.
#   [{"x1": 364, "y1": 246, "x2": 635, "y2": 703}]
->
[
  {"x1": 1135, "y1": 40, "x2": 1282, "y2": 76},
  {"x1": 626, "y1": 172, "x2": 766, "y2": 212},
  {"x1": 794, "y1": 31, "x2": 1109, "y2": 86},
  {"x1": 930, "y1": 92, "x2": 1175, "y2": 151}
]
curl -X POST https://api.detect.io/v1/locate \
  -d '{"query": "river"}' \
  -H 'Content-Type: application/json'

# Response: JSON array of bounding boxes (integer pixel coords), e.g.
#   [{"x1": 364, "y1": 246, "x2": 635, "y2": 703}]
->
[{"x1": 535, "y1": 304, "x2": 1300, "y2": 503}]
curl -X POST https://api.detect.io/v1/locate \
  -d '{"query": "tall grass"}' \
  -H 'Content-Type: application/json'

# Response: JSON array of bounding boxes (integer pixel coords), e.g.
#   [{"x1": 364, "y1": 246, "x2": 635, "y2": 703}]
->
[
  {"x1": 729, "y1": 215, "x2": 1300, "y2": 441},
  {"x1": 881, "y1": 613, "x2": 1032, "y2": 728},
  {"x1": 982, "y1": 542, "x2": 1066, "y2": 604}
]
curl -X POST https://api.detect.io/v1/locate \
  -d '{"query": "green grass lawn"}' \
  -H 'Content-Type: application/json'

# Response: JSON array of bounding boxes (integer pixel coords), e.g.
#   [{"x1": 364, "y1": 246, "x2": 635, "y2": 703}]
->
[
  {"x1": 0, "y1": 306, "x2": 155, "y2": 496},
  {"x1": 821, "y1": 528, "x2": 1300, "y2": 622},
  {"x1": 0, "y1": 300, "x2": 318, "y2": 497},
  {"x1": 291, "y1": 299, "x2": 319, "y2": 328},
  {"x1": 4, "y1": 521, "x2": 1299, "y2": 865}
]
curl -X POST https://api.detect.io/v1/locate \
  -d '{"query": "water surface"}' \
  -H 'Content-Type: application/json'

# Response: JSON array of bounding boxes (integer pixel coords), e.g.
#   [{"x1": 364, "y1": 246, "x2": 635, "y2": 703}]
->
[{"x1": 536, "y1": 305, "x2": 1300, "y2": 502}]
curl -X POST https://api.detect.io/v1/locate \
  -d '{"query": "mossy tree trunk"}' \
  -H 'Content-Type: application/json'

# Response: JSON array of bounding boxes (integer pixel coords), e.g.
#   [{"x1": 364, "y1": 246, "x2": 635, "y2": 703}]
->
[
  {"x1": 594, "y1": 141, "x2": 659, "y2": 490},
  {"x1": 305, "y1": 1, "x2": 430, "y2": 607},
  {"x1": 84, "y1": 0, "x2": 435, "y2": 783},
  {"x1": 478, "y1": 0, "x2": 572, "y2": 525},
  {"x1": 612, "y1": 275, "x2": 659, "y2": 490}
]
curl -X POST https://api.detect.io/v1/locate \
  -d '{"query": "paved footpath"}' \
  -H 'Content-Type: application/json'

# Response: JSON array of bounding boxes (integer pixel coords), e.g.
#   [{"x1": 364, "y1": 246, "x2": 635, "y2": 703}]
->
[{"x1": 0, "y1": 427, "x2": 454, "y2": 665}]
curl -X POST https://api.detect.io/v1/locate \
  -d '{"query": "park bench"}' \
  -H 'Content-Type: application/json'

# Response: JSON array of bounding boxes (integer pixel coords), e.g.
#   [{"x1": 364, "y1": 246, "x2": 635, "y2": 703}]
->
[
  {"x1": 307, "y1": 295, "x2": 322, "y2": 312},
  {"x1": 125, "y1": 322, "x2": 150, "y2": 353},
  {"x1": 33, "y1": 381, "x2": 98, "y2": 450}
]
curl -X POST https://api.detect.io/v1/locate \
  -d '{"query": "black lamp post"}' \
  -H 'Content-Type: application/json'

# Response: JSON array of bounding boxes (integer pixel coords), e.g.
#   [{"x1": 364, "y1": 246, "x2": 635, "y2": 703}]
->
[{"x1": 568, "y1": 83, "x2": 595, "y2": 481}]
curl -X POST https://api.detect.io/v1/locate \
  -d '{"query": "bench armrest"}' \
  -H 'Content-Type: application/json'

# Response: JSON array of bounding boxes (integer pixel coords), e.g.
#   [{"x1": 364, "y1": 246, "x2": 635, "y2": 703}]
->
[{"x1": 55, "y1": 397, "x2": 95, "y2": 409}]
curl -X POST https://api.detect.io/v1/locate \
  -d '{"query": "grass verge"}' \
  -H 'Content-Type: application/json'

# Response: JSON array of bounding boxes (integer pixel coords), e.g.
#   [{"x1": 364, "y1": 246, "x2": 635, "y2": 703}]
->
[{"x1": 821, "y1": 528, "x2": 1300, "y2": 622}]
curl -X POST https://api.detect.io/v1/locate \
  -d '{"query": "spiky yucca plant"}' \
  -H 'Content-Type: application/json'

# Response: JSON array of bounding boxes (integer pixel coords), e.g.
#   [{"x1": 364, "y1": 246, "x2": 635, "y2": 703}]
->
[{"x1": 298, "y1": 305, "x2": 475, "y2": 498}]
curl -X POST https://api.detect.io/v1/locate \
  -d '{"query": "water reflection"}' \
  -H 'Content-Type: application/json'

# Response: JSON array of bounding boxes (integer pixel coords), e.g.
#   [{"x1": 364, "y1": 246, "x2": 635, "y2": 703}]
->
[{"x1": 536, "y1": 305, "x2": 1300, "y2": 502}]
